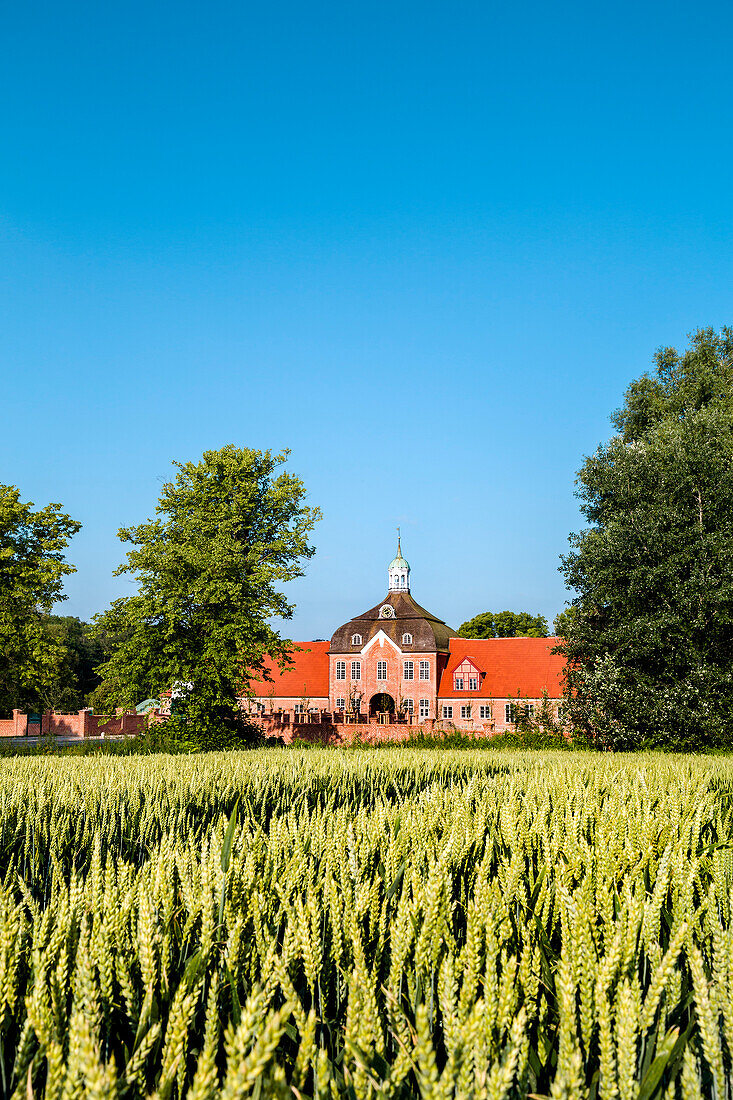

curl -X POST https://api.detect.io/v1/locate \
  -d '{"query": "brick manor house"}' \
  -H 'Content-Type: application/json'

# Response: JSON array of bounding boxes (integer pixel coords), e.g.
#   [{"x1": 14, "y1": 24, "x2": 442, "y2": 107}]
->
[{"x1": 248, "y1": 540, "x2": 565, "y2": 735}]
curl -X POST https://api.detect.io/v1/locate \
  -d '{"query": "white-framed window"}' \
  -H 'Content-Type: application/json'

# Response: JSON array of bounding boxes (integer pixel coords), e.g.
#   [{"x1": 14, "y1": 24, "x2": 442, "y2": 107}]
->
[
  {"x1": 401, "y1": 576, "x2": 406, "y2": 588},
  {"x1": 335, "y1": 697, "x2": 345, "y2": 710},
  {"x1": 294, "y1": 703, "x2": 304, "y2": 714},
  {"x1": 479, "y1": 705, "x2": 492, "y2": 719},
  {"x1": 454, "y1": 676, "x2": 464, "y2": 691},
  {"x1": 405, "y1": 698, "x2": 414, "y2": 713},
  {"x1": 377, "y1": 661, "x2": 388, "y2": 680},
  {"x1": 468, "y1": 675, "x2": 478, "y2": 691},
  {"x1": 402, "y1": 632, "x2": 413, "y2": 645},
  {"x1": 403, "y1": 660, "x2": 414, "y2": 680},
  {"x1": 351, "y1": 660, "x2": 361, "y2": 680},
  {"x1": 336, "y1": 661, "x2": 346, "y2": 681},
  {"x1": 460, "y1": 705, "x2": 472, "y2": 719},
  {"x1": 442, "y1": 705, "x2": 453, "y2": 719},
  {"x1": 351, "y1": 633, "x2": 362, "y2": 646},
  {"x1": 419, "y1": 698, "x2": 430, "y2": 719},
  {"x1": 507, "y1": 702, "x2": 535, "y2": 721},
  {"x1": 419, "y1": 660, "x2": 430, "y2": 680}
]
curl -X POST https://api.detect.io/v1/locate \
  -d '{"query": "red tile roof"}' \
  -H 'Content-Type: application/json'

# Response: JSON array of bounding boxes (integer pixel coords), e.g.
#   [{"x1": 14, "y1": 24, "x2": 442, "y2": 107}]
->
[
  {"x1": 439, "y1": 637, "x2": 565, "y2": 698},
  {"x1": 247, "y1": 641, "x2": 330, "y2": 698}
]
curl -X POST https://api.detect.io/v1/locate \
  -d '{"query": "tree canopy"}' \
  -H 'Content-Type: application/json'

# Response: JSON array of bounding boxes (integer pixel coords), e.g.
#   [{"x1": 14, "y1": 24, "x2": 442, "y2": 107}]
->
[
  {"x1": 0, "y1": 484, "x2": 80, "y2": 714},
  {"x1": 552, "y1": 606, "x2": 579, "y2": 638},
  {"x1": 559, "y1": 327, "x2": 733, "y2": 750},
  {"x1": 457, "y1": 610, "x2": 549, "y2": 639},
  {"x1": 92, "y1": 445, "x2": 321, "y2": 743},
  {"x1": 41, "y1": 615, "x2": 111, "y2": 712}
]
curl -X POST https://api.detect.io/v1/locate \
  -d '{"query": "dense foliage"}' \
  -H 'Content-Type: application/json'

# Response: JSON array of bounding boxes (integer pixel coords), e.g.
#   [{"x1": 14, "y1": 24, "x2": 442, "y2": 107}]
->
[
  {"x1": 0, "y1": 484, "x2": 80, "y2": 715},
  {"x1": 560, "y1": 327, "x2": 733, "y2": 750},
  {"x1": 552, "y1": 605, "x2": 579, "y2": 638},
  {"x1": 457, "y1": 610, "x2": 549, "y2": 638},
  {"x1": 41, "y1": 615, "x2": 111, "y2": 711},
  {"x1": 92, "y1": 445, "x2": 320, "y2": 740},
  {"x1": 0, "y1": 748, "x2": 731, "y2": 1097}
]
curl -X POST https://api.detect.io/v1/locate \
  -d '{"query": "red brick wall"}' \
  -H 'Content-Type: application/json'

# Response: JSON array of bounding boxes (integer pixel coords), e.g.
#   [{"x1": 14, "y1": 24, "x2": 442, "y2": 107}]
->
[
  {"x1": 0, "y1": 711, "x2": 27, "y2": 738},
  {"x1": 0, "y1": 710, "x2": 154, "y2": 739},
  {"x1": 251, "y1": 716, "x2": 427, "y2": 745},
  {"x1": 253, "y1": 706, "x2": 563, "y2": 745},
  {"x1": 42, "y1": 711, "x2": 86, "y2": 736},
  {"x1": 251, "y1": 714, "x2": 547, "y2": 746},
  {"x1": 436, "y1": 696, "x2": 561, "y2": 732}
]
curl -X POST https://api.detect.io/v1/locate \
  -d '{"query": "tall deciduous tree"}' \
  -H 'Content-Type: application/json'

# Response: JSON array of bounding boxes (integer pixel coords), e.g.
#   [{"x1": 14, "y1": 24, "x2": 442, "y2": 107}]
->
[
  {"x1": 93, "y1": 446, "x2": 321, "y2": 742},
  {"x1": 457, "y1": 610, "x2": 549, "y2": 639},
  {"x1": 560, "y1": 327, "x2": 733, "y2": 750},
  {"x1": 552, "y1": 606, "x2": 579, "y2": 638},
  {"x1": 42, "y1": 615, "x2": 111, "y2": 711},
  {"x1": 0, "y1": 485, "x2": 80, "y2": 714}
]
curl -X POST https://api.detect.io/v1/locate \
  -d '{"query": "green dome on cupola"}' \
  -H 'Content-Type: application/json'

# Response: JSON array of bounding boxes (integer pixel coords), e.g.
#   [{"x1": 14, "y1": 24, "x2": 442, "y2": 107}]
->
[{"x1": 388, "y1": 533, "x2": 411, "y2": 592}]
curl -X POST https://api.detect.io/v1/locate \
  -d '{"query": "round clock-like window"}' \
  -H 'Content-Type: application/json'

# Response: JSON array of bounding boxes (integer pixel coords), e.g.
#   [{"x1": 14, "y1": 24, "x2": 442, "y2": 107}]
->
[{"x1": 379, "y1": 604, "x2": 395, "y2": 619}]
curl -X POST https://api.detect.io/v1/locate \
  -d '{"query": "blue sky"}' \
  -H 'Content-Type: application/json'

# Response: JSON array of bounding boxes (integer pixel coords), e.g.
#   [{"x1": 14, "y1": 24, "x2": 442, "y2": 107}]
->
[{"x1": 2, "y1": 0, "x2": 732, "y2": 639}]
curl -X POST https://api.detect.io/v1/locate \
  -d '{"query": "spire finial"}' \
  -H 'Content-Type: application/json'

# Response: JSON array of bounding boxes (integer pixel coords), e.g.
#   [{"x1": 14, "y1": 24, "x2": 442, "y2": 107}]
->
[{"x1": 388, "y1": 529, "x2": 410, "y2": 592}]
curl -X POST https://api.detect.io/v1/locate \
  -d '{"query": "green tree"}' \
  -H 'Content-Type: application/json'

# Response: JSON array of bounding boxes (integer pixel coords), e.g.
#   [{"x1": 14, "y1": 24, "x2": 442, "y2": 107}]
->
[
  {"x1": 42, "y1": 615, "x2": 111, "y2": 711},
  {"x1": 552, "y1": 605, "x2": 579, "y2": 638},
  {"x1": 0, "y1": 485, "x2": 80, "y2": 714},
  {"x1": 457, "y1": 610, "x2": 549, "y2": 639},
  {"x1": 559, "y1": 327, "x2": 733, "y2": 750},
  {"x1": 93, "y1": 445, "x2": 321, "y2": 744}
]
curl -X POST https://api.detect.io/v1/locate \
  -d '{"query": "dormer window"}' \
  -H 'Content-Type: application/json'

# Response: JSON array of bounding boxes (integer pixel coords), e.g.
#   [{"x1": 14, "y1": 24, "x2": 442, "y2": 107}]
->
[
  {"x1": 402, "y1": 633, "x2": 413, "y2": 645},
  {"x1": 351, "y1": 633, "x2": 362, "y2": 646},
  {"x1": 452, "y1": 657, "x2": 483, "y2": 694}
]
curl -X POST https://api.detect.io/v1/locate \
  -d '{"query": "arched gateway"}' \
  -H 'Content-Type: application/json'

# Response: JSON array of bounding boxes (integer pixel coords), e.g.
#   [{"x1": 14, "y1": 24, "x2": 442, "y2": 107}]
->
[{"x1": 369, "y1": 693, "x2": 395, "y2": 718}]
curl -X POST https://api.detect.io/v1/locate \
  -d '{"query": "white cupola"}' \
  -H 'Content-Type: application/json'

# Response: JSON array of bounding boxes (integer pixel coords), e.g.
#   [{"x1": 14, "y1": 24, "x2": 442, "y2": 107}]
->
[{"x1": 388, "y1": 533, "x2": 410, "y2": 592}]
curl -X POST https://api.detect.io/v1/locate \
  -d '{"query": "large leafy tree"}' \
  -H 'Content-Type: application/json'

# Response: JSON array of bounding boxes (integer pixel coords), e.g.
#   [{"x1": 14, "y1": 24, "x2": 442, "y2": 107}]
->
[
  {"x1": 42, "y1": 616, "x2": 111, "y2": 711},
  {"x1": 0, "y1": 485, "x2": 80, "y2": 714},
  {"x1": 552, "y1": 606, "x2": 579, "y2": 638},
  {"x1": 457, "y1": 610, "x2": 548, "y2": 639},
  {"x1": 93, "y1": 446, "x2": 321, "y2": 741},
  {"x1": 560, "y1": 327, "x2": 733, "y2": 750}
]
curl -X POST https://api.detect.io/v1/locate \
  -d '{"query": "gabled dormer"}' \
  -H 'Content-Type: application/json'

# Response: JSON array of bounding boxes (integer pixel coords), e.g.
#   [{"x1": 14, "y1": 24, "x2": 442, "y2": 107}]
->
[{"x1": 452, "y1": 656, "x2": 483, "y2": 692}]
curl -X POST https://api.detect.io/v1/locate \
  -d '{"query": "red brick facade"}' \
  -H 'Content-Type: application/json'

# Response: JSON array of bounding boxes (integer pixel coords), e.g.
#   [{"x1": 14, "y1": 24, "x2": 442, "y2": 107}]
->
[{"x1": 328, "y1": 635, "x2": 449, "y2": 722}]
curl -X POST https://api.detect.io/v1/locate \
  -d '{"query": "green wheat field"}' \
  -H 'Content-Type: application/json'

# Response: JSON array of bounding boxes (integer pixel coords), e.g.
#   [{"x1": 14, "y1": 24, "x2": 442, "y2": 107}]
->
[{"x1": 0, "y1": 748, "x2": 731, "y2": 1099}]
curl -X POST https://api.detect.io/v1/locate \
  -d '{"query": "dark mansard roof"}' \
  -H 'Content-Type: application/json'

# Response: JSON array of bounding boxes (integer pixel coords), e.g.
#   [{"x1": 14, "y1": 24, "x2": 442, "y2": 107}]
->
[{"x1": 329, "y1": 591, "x2": 456, "y2": 654}]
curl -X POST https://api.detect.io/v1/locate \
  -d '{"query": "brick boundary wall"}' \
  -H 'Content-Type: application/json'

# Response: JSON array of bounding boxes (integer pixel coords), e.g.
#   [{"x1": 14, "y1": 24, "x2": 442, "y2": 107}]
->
[
  {"x1": 0, "y1": 709, "x2": 161, "y2": 739},
  {"x1": 251, "y1": 714, "x2": 501, "y2": 746},
  {"x1": 0, "y1": 712, "x2": 30, "y2": 738}
]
